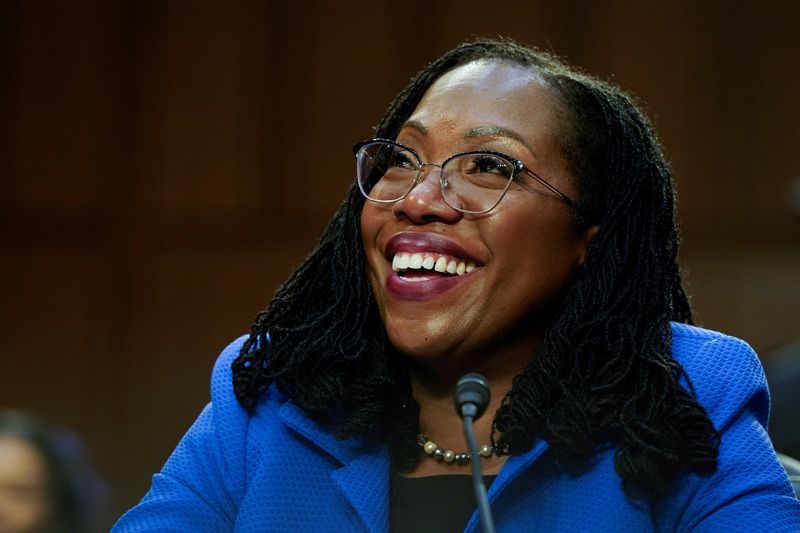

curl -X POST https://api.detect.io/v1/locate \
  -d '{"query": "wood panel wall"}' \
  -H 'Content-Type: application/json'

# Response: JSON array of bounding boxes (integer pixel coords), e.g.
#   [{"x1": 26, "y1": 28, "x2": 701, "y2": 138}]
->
[{"x1": 1, "y1": 0, "x2": 798, "y2": 524}]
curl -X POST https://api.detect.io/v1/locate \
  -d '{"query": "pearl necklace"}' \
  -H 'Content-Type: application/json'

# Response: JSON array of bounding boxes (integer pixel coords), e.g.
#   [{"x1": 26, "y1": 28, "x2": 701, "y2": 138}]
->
[{"x1": 417, "y1": 434, "x2": 498, "y2": 465}]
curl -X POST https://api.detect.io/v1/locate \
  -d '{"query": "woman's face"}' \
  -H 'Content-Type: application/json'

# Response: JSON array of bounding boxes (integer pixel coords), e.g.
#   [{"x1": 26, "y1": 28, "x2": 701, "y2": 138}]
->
[
  {"x1": 360, "y1": 60, "x2": 596, "y2": 372},
  {"x1": 0, "y1": 435, "x2": 52, "y2": 533}
]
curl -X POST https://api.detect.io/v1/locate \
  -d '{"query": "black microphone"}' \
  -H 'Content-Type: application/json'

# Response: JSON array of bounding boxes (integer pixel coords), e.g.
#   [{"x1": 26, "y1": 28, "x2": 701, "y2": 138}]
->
[
  {"x1": 454, "y1": 373, "x2": 491, "y2": 419},
  {"x1": 454, "y1": 373, "x2": 496, "y2": 533}
]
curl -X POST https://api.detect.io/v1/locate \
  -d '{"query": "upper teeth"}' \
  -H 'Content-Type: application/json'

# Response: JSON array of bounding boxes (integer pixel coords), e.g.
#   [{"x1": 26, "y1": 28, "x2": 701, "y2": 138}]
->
[{"x1": 392, "y1": 252, "x2": 476, "y2": 275}]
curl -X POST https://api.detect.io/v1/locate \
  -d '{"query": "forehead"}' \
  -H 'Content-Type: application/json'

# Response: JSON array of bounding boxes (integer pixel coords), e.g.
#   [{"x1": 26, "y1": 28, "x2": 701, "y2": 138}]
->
[
  {"x1": 404, "y1": 60, "x2": 563, "y2": 148},
  {"x1": 431, "y1": 59, "x2": 548, "y2": 95}
]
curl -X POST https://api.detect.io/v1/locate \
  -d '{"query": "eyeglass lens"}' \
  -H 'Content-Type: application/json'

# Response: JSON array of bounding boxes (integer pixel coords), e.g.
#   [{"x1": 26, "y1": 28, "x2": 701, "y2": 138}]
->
[{"x1": 356, "y1": 141, "x2": 515, "y2": 213}]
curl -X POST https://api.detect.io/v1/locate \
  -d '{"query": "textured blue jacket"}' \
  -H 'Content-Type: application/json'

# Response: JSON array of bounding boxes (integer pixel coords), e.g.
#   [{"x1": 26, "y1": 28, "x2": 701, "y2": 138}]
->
[{"x1": 114, "y1": 324, "x2": 800, "y2": 531}]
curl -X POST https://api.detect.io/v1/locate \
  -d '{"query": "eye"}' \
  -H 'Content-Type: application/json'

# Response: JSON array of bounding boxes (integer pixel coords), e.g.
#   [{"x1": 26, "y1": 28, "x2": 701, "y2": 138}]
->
[
  {"x1": 387, "y1": 148, "x2": 417, "y2": 170},
  {"x1": 465, "y1": 154, "x2": 513, "y2": 177},
  {"x1": 452, "y1": 153, "x2": 515, "y2": 190}
]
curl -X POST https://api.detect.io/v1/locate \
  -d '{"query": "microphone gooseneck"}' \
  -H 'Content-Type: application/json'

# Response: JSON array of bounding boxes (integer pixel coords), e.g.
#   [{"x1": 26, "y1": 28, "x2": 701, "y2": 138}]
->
[{"x1": 454, "y1": 373, "x2": 496, "y2": 533}]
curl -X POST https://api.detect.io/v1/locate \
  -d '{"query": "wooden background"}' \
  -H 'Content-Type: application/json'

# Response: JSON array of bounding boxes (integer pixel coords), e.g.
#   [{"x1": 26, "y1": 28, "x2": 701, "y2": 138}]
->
[{"x1": 1, "y1": 0, "x2": 798, "y2": 525}]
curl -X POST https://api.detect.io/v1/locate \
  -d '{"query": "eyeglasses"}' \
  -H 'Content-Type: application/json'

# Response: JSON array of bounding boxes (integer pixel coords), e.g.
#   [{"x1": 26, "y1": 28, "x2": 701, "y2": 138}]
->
[{"x1": 353, "y1": 138, "x2": 576, "y2": 214}]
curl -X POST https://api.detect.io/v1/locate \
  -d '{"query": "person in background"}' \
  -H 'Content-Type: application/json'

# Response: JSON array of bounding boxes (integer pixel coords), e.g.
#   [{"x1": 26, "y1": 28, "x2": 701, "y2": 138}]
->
[
  {"x1": 114, "y1": 38, "x2": 799, "y2": 531},
  {"x1": 766, "y1": 340, "x2": 800, "y2": 460},
  {"x1": 0, "y1": 409, "x2": 104, "y2": 533}
]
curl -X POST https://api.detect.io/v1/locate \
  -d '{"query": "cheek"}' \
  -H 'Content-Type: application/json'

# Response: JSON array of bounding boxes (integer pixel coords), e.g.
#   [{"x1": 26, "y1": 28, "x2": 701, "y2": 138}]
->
[
  {"x1": 359, "y1": 206, "x2": 376, "y2": 259},
  {"x1": 359, "y1": 204, "x2": 385, "y2": 293},
  {"x1": 359, "y1": 203, "x2": 372, "y2": 242},
  {"x1": 359, "y1": 201, "x2": 387, "y2": 248},
  {"x1": 490, "y1": 207, "x2": 583, "y2": 283}
]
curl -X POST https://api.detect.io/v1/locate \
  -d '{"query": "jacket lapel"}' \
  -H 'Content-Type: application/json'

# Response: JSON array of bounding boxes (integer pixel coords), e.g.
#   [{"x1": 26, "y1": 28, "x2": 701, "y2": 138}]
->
[
  {"x1": 488, "y1": 439, "x2": 550, "y2": 498},
  {"x1": 278, "y1": 402, "x2": 390, "y2": 533},
  {"x1": 463, "y1": 439, "x2": 550, "y2": 533},
  {"x1": 331, "y1": 449, "x2": 390, "y2": 533}
]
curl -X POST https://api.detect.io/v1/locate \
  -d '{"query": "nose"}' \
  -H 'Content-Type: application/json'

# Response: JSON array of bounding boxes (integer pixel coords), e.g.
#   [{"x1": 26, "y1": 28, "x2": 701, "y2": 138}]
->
[{"x1": 392, "y1": 165, "x2": 462, "y2": 224}]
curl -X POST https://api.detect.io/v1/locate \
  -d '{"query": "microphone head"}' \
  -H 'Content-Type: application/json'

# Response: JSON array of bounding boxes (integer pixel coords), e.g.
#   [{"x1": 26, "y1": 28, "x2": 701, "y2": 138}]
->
[{"x1": 454, "y1": 373, "x2": 491, "y2": 420}]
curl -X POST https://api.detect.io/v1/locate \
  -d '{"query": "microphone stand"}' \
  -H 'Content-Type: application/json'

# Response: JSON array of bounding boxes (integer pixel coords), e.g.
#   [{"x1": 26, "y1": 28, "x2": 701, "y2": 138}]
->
[
  {"x1": 455, "y1": 372, "x2": 497, "y2": 533},
  {"x1": 461, "y1": 408, "x2": 496, "y2": 533}
]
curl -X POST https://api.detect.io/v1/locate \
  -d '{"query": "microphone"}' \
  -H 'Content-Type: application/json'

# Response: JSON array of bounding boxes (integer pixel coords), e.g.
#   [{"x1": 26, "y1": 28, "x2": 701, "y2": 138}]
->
[
  {"x1": 454, "y1": 373, "x2": 491, "y2": 419},
  {"x1": 454, "y1": 374, "x2": 496, "y2": 533}
]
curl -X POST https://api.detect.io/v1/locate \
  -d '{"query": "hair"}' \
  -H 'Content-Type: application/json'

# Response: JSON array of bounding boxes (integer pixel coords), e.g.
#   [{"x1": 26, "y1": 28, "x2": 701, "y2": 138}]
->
[{"x1": 232, "y1": 38, "x2": 719, "y2": 497}]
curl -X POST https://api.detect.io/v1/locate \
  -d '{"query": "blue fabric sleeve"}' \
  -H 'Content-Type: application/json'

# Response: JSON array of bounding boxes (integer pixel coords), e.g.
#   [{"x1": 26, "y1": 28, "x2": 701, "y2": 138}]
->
[
  {"x1": 659, "y1": 329, "x2": 800, "y2": 531},
  {"x1": 112, "y1": 337, "x2": 249, "y2": 532}
]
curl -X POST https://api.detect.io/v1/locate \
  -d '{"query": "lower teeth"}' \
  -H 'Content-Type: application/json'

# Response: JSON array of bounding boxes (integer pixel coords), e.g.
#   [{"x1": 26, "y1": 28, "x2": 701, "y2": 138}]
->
[{"x1": 399, "y1": 271, "x2": 451, "y2": 281}]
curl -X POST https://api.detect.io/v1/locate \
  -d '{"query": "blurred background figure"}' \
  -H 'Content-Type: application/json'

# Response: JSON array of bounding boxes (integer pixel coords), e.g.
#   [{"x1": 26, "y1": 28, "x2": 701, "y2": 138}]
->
[
  {"x1": 766, "y1": 340, "x2": 800, "y2": 460},
  {"x1": 0, "y1": 409, "x2": 107, "y2": 533}
]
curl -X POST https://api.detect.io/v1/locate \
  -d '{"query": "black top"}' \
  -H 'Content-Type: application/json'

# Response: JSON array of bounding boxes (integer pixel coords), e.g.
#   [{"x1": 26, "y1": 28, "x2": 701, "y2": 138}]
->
[{"x1": 390, "y1": 474, "x2": 497, "y2": 533}]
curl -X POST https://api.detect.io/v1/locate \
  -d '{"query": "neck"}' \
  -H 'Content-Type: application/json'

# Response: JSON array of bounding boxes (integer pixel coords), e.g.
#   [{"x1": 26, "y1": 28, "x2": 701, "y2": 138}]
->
[{"x1": 406, "y1": 333, "x2": 540, "y2": 466}]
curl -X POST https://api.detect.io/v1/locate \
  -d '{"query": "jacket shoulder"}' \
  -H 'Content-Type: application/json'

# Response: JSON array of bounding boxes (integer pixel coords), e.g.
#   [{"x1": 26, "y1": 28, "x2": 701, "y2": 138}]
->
[
  {"x1": 210, "y1": 334, "x2": 250, "y2": 405},
  {"x1": 669, "y1": 322, "x2": 768, "y2": 427}
]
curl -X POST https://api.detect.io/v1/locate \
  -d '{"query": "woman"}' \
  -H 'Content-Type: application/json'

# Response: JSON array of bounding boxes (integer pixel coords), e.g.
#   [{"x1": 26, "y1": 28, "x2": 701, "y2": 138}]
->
[
  {"x1": 113, "y1": 39, "x2": 799, "y2": 531},
  {"x1": 0, "y1": 410, "x2": 93, "y2": 533}
]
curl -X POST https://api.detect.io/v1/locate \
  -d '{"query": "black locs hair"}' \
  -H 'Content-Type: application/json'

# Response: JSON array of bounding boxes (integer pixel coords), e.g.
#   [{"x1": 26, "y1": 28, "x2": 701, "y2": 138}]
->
[{"x1": 232, "y1": 38, "x2": 718, "y2": 496}]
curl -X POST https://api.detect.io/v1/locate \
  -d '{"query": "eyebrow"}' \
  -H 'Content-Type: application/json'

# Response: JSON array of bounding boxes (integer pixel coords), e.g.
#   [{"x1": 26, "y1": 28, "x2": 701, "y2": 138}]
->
[
  {"x1": 400, "y1": 119, "x2": 428, "y2": 134},
  {"x1": 463, "y1": 126, "x2": 536, "y2": 156},
  {"x1": 399, "y1": 120, "x2": 536, "y2": 157}
]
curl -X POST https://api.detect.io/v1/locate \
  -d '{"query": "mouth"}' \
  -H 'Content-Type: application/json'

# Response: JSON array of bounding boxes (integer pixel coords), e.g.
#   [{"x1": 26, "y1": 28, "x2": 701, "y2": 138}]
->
[
  {"x1": 382, "y1": 232, "x2": 483, "y2": 298},
  {"x1": 392, "y1": 251, "x2": 477, "y2": 279}
]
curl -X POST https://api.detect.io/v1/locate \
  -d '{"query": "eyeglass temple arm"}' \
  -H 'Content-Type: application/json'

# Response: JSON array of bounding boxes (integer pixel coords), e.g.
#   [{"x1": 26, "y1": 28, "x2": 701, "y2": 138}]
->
[{"x1": 523, "y1": 168, "x2": 577, "y2": 207}]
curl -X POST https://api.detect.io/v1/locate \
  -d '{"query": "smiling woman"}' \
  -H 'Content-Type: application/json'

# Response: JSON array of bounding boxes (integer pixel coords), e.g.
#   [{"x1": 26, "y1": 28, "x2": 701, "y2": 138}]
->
[
  {"x1": 113, "y1": 39, "x2": 800, "y2": 532},
  {"x1": 361, "y1": 61, "x2": 594, "y2": 375}
]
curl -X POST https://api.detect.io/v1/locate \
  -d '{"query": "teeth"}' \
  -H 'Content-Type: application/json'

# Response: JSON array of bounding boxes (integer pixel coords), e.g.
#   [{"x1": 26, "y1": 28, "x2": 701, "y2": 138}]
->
[
  {"x1": 391, "y1": 252, "x2": 477, "y2": 276},
  {"x1": 397, "y1": 254, "x2": 410, "y2": 270}
]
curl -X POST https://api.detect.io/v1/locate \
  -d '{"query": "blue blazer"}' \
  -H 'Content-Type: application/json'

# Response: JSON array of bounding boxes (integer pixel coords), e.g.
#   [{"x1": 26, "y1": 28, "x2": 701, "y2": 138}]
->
[{"x1": 113, "y1": 323, "x2": 800, "y2": 531}]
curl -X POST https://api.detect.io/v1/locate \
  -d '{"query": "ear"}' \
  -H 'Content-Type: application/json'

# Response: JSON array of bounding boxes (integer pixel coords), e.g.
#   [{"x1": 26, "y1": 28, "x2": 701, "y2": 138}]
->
[{"x1": 576, "y1": 225, "x2": 599, "y2": 267}]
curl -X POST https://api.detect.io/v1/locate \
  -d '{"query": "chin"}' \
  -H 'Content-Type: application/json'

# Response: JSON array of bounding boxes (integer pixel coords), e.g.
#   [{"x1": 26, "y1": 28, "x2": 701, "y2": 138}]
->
[
  {"x1": 381, "y1": 311, "x2": 458, "y2": 355},
  {"x1": 387, "y1": 334, "x2": 441, "y2": 359},
  {"x1": 385, "y1": 326, "x2": 452, "y2": 361}
]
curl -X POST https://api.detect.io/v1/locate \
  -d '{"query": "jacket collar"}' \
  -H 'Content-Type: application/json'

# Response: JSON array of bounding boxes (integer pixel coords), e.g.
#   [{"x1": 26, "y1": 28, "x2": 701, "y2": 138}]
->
[
  {"x1": 490, "y1": 439, "x2": 550, "y2": 497},
  {"x1": 278, "y1": 402, "x2": 389, "y2": 533},
  {"x1": 463, "y1": 439, "x2": 551, "y2": 533},
  {"x1": 278, "y1": 401, "x2": 553, "y2": 533}
]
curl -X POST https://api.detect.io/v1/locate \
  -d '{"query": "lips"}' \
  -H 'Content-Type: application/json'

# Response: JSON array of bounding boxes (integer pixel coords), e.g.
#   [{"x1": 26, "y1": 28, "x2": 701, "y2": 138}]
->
[{"x1": 383, "y1": 232, "x2": 482, "y2": 300}]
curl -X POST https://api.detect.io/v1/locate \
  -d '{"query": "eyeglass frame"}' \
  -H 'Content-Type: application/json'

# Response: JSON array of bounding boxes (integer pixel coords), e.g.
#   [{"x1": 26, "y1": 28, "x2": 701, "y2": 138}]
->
[{"x1": 352, "y1": 138, "x2": 576, "y2": 214}]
